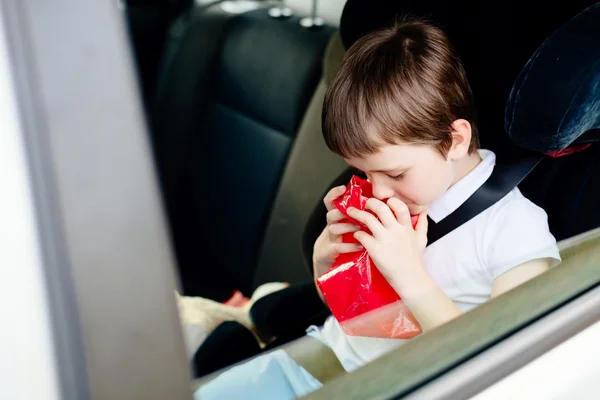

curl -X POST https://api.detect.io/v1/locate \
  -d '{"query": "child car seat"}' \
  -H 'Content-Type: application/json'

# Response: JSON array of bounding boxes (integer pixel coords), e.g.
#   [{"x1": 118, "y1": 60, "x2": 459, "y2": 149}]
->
[{"x1": 251, "y1": 0, "x2": 600, "y2": 352}]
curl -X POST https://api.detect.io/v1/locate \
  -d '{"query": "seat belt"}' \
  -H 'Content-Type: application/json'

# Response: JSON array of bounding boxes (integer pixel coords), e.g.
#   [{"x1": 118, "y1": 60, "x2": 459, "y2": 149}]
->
[{"x1": 426, "y1": 152, "x2": 542, "y2": 246}]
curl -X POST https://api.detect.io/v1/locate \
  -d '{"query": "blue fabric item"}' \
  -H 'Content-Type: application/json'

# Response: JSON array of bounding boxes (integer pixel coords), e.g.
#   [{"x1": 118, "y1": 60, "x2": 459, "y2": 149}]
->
[
  {"x1": 194, "y1": 349, "x2": 323, "y2": 400},
  {"x1": 505, "y1": 3, "x2": 600, "y2": 153}
]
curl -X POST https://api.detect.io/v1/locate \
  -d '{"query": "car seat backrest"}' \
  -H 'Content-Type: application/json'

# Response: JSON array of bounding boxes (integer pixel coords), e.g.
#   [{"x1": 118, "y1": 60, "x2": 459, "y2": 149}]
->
[
  {"x1": 504, "y1": 3, "x2": 600, "y2": 240},
  {"x1": 252, "y1": 33, "x2": 348, "y2": 289},
  {"x1": 152, "y1": 5, "x2": 334, "y2": 299},
  {"x1": 151, "y1": 7, "x2": 232, "y2": 210}
]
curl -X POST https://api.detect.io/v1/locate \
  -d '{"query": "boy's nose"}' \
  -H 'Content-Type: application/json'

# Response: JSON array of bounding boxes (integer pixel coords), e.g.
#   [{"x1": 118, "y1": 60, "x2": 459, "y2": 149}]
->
[{"x1": 372, "y1": 181, "x2": 395, "y2": 201}]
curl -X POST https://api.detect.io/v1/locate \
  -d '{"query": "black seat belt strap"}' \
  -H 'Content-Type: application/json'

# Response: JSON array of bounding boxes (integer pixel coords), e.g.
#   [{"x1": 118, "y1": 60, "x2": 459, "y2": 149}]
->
[{"x1": 426, "y1": 154, "x2": 542, "y2": 246}]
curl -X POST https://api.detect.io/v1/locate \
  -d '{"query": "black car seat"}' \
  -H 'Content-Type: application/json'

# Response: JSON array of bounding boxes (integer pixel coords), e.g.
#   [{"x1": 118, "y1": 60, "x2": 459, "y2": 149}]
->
[
  {"x1": 250, "y1": 32, "x2": 348, "y2": 289},
  {"x1": 251, "y1": 0, "x2": 600, "y2": 349},
  {"x1": 191, "y1": 31, "x2": 350, "y2": 377},
  {"x1": 125, "y1": 0, "x2": 194, "y2": 107},
  {"x1": 504, "y1": 3, "x2": 600, "y2": 240},
  {"x1": 150, "y1": 4, "x2": 335, "y2": 301}
]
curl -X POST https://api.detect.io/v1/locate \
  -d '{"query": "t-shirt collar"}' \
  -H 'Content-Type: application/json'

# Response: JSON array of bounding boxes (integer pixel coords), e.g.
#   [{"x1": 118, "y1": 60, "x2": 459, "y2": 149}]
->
[{"x1": 427, "y1": 150, "x2": 496, "y2": 223}]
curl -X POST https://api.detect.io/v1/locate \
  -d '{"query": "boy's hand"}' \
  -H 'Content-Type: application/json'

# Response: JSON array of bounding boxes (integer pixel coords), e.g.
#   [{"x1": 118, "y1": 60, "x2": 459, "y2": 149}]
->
[
  {"x1": 313, "y1": 186, "x2": 363, "y2": 278},
  {"x1": 347, "y1": 198, "x2": 428, "y2": 286}
]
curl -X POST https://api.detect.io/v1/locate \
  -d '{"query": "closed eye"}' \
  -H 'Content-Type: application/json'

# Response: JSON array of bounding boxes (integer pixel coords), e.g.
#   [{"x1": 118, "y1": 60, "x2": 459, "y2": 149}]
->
[{"x1": 389, "y1": 173, "x2": 405, "y2": 181}]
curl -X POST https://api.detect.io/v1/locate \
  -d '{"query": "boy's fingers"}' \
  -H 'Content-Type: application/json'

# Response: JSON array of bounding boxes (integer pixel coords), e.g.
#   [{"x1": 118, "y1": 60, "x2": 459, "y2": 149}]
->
[
  {"x1": 365, "y1": 198, "x2": 397, "y2": 228},
  {"x1": 323, "y1": 186, "x2": 347, "y2": 211},
  {"x1": 347, "y1": 207, "x2": 384, "y2": 236},
  {"x1": 387, "y1": 197, "x2": 412, "y2": 227},
  {"x1": 328, "y1": 223, "x2": 361, "y2": 238},
  {"x1": 353, "y1": 231, "x2": 376, "y2": 252},
  {"x1": 333, "y1": 242, "x2": 364, "y2": 254},
  {"x1": 326, "y1": 209, "x2": 346, "y2": 224}
]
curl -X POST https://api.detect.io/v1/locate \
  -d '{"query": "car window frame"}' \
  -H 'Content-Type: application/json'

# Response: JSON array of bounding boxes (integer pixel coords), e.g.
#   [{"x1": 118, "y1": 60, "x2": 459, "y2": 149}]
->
[{"x1": 1, "y1": 0, "x2": 192, "y2": 398}]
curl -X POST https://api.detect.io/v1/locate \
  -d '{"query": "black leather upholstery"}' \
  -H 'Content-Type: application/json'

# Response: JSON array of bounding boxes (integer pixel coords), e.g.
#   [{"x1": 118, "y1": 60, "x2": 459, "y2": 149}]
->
[
  {"x1": 152, "y1": 6, "x2": 334, "y2": 300},
  {"x1": 504, "y1": 4, "x2": 600, "y2": 240},
  {"x1": 522, "y1": 146, "x2": 600, "y2": 241},
  {"x1": 125, "y1": 0, "x2": 193, "y2": 107}
]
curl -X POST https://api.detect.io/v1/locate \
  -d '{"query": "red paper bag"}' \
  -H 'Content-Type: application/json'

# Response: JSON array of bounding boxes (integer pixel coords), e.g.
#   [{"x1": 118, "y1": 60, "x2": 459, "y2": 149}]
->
[{"x1": 316, "y1": 176, "x2": 422, "y2": 339}]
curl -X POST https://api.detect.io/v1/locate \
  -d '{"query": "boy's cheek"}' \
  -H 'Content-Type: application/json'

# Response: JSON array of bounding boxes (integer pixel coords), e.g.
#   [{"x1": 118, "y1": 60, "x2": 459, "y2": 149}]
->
[{"x1": 416, "y1": 181, "x2": 450, "y2": 208}]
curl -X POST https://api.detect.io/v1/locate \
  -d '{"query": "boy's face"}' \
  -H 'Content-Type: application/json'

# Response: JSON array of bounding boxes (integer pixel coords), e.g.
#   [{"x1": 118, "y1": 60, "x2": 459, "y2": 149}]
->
[{"x1": 344, "y1": 143, "x2": 456, "y2": 216}]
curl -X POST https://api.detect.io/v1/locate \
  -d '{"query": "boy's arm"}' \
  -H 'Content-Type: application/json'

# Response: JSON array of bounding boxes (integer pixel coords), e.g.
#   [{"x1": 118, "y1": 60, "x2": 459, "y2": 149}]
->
[
  {"x1": 490, "y1": 257, "x2": 551, "y2": 297},
  {"x1": 390, "y1": 258, "x2": 551, "y2": 332},
  {"x1": 347, "y1": 198, "x2": 555, "y2": 333},
  {"x1": 346, "y1": 200, "x2": 464, "y2": 332},
  {"x1": 388, "y1": 268, "x2": 462, "y2": 332}
]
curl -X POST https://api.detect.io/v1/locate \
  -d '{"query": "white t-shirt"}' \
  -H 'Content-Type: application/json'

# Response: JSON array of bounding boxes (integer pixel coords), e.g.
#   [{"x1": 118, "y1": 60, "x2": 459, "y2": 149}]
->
[{"x1": 307, "y1": 150, "x2": 561, "y2": 372}]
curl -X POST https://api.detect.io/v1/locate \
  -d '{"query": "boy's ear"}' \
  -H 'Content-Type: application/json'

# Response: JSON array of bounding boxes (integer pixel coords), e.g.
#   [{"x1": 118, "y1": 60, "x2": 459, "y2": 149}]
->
[{"x1": 447, "y1": 119, "x2": 472, "y2": 160}]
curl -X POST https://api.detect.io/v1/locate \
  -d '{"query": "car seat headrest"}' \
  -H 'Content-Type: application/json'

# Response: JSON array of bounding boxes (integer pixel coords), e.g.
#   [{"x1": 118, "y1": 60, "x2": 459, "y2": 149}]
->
[{"x1": 504, "y1": 3, "x2": 600, "y2": 153}]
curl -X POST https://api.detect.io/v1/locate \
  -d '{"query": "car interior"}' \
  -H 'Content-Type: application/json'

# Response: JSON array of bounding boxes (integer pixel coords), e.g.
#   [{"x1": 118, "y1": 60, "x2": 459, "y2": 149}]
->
[
  {"x1": 2, "y1": 0, "x2": 599, "y2": 398},
  {"x1": 122, "y1": 0, "x2": 600, "y2": 373},
  {"x1": 150, "y1": 4, "x2": 341, "y2": 301},
  {"x1": 129, "y1": 0, "x2": 597, "y2": 291}
]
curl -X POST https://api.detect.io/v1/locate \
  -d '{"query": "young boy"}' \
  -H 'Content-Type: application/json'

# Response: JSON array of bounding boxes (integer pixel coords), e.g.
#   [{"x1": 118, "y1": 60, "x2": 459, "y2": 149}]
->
[
  {"x1": 308, "y1": 18, "x2": 560, "y2": 372},
  {"x1": 194, "y1": 19, "x2": 560, "y2": 398}
]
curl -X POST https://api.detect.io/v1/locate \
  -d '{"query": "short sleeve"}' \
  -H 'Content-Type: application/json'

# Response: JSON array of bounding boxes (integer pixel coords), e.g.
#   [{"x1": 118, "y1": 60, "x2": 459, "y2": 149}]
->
[{"x1": 484, "y1": 198, "x2": 561, "y2": 279}]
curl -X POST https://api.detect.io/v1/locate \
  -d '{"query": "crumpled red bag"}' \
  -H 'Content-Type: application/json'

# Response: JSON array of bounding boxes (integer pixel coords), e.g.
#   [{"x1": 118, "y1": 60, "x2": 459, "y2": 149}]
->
[{"x1": 316, "y1": 176, "x2": 422, "y2": 339}]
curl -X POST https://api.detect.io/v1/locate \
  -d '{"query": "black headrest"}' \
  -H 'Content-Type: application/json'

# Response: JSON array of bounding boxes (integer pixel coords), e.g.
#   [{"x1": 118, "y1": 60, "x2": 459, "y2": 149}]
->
[
  {"x1": 216, "y1": 10, "x2": 334, "y2": 135},
  {"x1": 504, "y1": 3, "x2": 600, "y2": 153}
]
